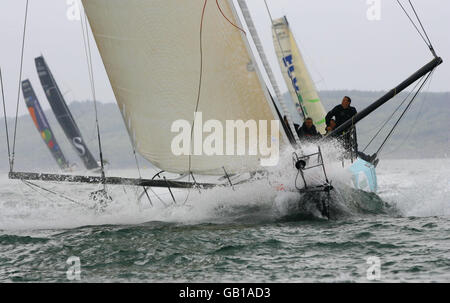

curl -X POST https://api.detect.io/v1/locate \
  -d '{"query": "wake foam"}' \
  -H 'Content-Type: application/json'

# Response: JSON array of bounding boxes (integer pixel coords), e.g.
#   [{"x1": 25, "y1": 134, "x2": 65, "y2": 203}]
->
[{"x1": 1, "y1": 148, "x2": 447, "y2": 231}]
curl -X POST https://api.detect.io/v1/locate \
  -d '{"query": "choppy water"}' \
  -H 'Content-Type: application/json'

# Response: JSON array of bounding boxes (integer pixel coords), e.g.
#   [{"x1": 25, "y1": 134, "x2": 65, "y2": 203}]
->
[{"x1": 0, "y1": 158, "x2": 449, "y2": 282}]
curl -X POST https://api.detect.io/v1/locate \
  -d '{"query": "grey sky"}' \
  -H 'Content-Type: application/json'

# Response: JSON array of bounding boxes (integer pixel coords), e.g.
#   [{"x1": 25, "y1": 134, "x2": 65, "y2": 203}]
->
[{"x1": 0, "y1": 0, "x2": 449, "y2": 117}]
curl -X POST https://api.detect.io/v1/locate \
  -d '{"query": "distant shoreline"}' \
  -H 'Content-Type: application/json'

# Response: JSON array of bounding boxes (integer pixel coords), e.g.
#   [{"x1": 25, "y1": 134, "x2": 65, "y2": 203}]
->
[{"x1": 1, "y1": 90, "x2": 448, "y2": 171}]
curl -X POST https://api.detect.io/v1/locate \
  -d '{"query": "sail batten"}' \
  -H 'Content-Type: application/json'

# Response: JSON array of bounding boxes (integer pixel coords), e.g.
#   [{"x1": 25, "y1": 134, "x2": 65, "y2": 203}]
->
[{"x1": 82, "y1": 0, "x2": 283, "y2": 175}]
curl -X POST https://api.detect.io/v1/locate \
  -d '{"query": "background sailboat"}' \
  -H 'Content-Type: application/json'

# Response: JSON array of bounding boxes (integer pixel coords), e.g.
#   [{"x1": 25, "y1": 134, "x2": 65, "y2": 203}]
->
[
  {"x1": 35, "y1": 55, "x2": 99, "y2": 171},
  {"x1": 21, "y1": 79, "x2": 70, "y2": 170},
  {"x1": 272, "y1": 16, "x2": 327, "y2": 134}
]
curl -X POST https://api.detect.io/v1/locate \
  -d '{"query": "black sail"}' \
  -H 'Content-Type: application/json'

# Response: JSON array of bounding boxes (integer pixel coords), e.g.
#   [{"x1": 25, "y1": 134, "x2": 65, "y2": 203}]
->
[{"x1": 35, "y1": 56, "x2": 99, "y2": 170}]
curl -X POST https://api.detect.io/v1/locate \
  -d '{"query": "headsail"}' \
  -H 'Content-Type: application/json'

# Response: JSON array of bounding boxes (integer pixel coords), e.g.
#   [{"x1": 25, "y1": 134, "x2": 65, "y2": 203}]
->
[
  {"x1": 21, "y1": 79, "x2": 69, "y2": 170},
  {"x1": 81, "y1": 0, "x2": 285, "y2": 175},
  {"x1": 272, "y1": 16, "x2": 327, "y2": 134},
  {"x1": 35, "y1": 56, "x2": 99, "y2": 170}
]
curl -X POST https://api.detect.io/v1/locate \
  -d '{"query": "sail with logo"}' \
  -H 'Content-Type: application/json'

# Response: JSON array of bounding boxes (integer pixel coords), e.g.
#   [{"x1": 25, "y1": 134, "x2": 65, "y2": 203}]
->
[
  {"x1": 21, "y1": 79, "x2": 70, "y2": 170},
  {"x1": 272, "y1": 16, "x2": 327, "y2": 134},
  {"x1": 35, "y1": 55, "x2": 99, "y2": 170},
  {"x1": 80, "y1": 0, "x2": 287, "y2": 175}
]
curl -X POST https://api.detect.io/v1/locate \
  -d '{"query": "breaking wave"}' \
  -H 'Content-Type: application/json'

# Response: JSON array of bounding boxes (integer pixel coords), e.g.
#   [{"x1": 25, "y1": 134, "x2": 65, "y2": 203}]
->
[{"x1": 4, "y1": 140, "x2": 443, "y2": 231}]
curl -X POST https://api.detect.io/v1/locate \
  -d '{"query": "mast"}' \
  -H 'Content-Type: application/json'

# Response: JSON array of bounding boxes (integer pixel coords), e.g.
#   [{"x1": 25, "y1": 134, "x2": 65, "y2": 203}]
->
[
  {"x1": 35, "y1": 55, "x2": 99, "y2": 170},
  {"x1": 236, "y1": 0, "x2": 300, "y2": 145},
  {"x1": 327, "y1": 56, "x2": 443, "y2": 138},
  {"x1": 226, "y1": 0, "x2": 292, "y2": 147},
  {"x1": 22, "y1": 79, "x2": 70, "y2": 169}
]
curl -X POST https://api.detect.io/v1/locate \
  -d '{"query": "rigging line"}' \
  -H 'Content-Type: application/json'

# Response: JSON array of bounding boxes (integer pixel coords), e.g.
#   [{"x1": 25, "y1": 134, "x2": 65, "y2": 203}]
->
[
  {"x1": 21, "y1": 180, "x2": 64, "y2": 206},
  {"x1": 147, "y1": 186, "x2": 168, "y2": 207},
  {"x1": 131, "y1": 147, "x2": 153, "y2": 207},
  {"x1": 79, "y1": 7, "x2": 98, "y2": 143},
  {"x1": 185, "y1": 0, "x2": 208, "y2": 205},
  {"x1": 362, "y1": 75, "x2": 425, "y2": 152},
  {"x1": 216, "y1": 0, "x2": 246, "y2": 34},
  {"x1": 21, "y1": 179, "x2": 67, "y2": 205},
  {"x1": 396, "y1": 0, "x2": 428, "y2": 46},
  {"x1": 382, "y1": 68, "x2": 435, "y2": 157},
  {"x1": 22, "y1": 180, "x2": 85, "y2": 207},
  {"x1": 409, "y1": 0, "x2": 436, "y2": 55},
  {"x1": 375, "y1": 68, "x2": 434, "y2": 156},
  {"x1": 82, "y1": 10, "x2": 106, "y2": 183},
  {"x1": 191, "y1": 0, "x2": 208, "y2": 140},
  {"x1": 262, "y1": 1, "x2": 302, "y2": 148},
  {"x1": 396, "y1": 0, "x2": 433, "y2": 54},
  {"x1": 0, "y1": 68, "x2": 12, "y2": 170},
  {"x1": 237, "y1": 0, "x2": 301, "y2": 146},
  {"x1": 44, "y1": 55, "x2": 81, "y2": 132},
  {"x1": 132, "y1": 153, "x2": 153, "y2": 206},
  {"x1": 11, "y1": 0, "x2": 29, "y2": 171},
  {"x1": 288, "y1": 23, "x2": 328, "y2": 91},
  {"x1": 263, "y1": 0, "x2": 306, "y2": 121}
]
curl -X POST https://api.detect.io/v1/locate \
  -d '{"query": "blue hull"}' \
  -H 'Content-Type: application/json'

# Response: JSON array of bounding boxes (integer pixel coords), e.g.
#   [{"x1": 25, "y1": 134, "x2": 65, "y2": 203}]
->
[{"x1": 348, "y1": 158, "x2": 378, "y2": 192}]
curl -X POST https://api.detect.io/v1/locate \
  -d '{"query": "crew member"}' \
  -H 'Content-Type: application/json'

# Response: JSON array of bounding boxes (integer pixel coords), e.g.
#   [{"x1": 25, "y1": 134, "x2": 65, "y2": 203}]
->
[
  {"x1": 297, "y1": 117, "x2": 321, "y2": 141},
  {"x1": 326, "y1": 96, "x2": 358, "y2": 154},
  {"x1": 325, "y1": 96, "x2": 357, "y2": 133}
]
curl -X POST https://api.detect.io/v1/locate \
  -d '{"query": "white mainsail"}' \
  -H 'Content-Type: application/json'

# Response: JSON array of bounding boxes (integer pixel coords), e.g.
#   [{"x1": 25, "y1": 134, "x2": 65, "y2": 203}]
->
[
  {"x1": 272, "y1": 16, "x2": 327, "y2": 134},
  {"x1": 81, "y1": 0, "x2": 286, "y2": 175}
]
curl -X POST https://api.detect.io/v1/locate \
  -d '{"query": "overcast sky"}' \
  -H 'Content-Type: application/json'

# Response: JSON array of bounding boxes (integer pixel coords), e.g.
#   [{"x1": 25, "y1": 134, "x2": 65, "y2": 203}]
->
[{"x1": 0, "y1": 0, "x2": 449, "y2": 117}]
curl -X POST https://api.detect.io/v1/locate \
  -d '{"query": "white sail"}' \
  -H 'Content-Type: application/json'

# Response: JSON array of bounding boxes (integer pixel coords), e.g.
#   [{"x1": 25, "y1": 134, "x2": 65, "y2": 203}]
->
[
  {"x1": 272, "y1": 16, "x2": 327, "y2": 134},
  {"x1": 236, "y1": 0, "x2": 300, "y2": 145},
  {"x1": 81, "y1": 0, "x2": 285, "y2": 175}
]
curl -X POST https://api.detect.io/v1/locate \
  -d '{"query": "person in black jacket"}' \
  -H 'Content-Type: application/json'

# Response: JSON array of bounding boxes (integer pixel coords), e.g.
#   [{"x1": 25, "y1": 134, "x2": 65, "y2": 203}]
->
[
  {"x1": 325, "y1": 119, "x2": 337, "y2": 135},
  {"x1": 326, "y1": 96, "x2": 358, "y2": 155},
  {"x1": 297, "y1": 117, "x2": 321, "y2": 141},
  {"x1": 325, "y1": 96, "x2": 357, "y2": 133}
]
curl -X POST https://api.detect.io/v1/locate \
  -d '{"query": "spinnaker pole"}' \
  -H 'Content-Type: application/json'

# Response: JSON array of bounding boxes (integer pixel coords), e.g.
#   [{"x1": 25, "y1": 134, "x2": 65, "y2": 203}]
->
[{"x1": 327, "y1": 56, "x2": 443, "y2": 138}]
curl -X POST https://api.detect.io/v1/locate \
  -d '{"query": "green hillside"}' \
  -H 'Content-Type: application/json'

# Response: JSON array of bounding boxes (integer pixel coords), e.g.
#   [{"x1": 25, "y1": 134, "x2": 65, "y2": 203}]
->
[{"x1": 0, "y1": 101, "x2": 144, "y2": 172}]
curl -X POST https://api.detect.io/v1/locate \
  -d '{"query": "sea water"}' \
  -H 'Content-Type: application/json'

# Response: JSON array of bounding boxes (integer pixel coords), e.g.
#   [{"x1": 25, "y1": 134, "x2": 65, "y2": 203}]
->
[{"x1": 0, "y1": 158, "x2": 448, "y2": 282}]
